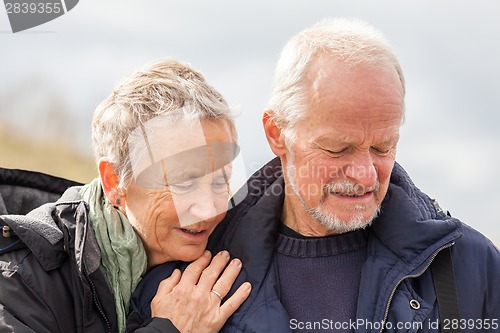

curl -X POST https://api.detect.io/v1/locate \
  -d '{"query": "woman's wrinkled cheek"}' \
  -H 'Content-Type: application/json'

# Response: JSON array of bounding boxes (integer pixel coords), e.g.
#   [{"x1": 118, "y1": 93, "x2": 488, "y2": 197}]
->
[{"x1": 134, "y1": 189, "x2": 175, "y2": 239}]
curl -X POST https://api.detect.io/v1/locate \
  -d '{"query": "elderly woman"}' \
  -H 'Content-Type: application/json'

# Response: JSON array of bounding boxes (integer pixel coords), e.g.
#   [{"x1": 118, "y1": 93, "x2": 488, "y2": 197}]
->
[{"x1": 0, "y1": 59, "x2": 251, "y2": 333}]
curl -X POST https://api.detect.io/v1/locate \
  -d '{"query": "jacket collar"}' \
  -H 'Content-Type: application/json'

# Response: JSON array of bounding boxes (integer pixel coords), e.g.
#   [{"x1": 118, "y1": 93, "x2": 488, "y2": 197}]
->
[
  {"x1": 1, "y1": 186, "x2": 85, "y2": 271},
  {"x1": 355, "y1": 163, "x2": 462, "y2": 325},
  {"x1": 371, "y1": 162, "x2": 462, "y2": 266}
]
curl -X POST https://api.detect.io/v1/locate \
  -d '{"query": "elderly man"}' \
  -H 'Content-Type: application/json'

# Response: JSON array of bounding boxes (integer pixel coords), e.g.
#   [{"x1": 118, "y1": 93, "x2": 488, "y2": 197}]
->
[{"x1": 130, "y1": 18, "x2": 499, "y2": 332}]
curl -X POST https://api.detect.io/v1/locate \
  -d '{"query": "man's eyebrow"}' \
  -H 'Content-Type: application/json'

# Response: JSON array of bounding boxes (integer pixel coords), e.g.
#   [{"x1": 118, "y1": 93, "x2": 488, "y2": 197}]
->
[
  {"x1": 313, "y1": 135, "x2": 400, "y2": 147},
  {"x1": 314, "y1": 135, "x2": 346, "y2": 145},
  {"x1": 377, "y1": 136, "x2": 400, "y2": 146}
]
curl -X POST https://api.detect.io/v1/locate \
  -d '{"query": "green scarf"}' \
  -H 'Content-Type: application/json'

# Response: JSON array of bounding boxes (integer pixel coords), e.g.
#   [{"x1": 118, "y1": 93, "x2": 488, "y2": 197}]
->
[{"x1": 80, "y1": 178, "x2": 147, "y2": 333}]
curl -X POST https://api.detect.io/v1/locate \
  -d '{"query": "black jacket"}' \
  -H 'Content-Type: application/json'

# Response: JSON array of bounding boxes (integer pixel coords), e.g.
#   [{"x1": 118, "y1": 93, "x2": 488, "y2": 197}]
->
[{"x1": 0, "y1": 168, "x2": 173, "y2": 333}]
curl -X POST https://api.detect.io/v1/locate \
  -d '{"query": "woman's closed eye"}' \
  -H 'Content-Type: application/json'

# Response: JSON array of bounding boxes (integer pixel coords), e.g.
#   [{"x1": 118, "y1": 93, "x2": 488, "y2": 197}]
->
[
  {"x1": 212, "y1": 178, "x2": 230, "y2": 194},
  {"x1": 169, "y1": 180, "x2": 196, "y2": 194}
]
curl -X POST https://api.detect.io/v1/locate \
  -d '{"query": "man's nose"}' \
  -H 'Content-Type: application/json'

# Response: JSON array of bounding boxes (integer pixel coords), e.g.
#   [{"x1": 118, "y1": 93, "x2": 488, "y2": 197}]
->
[{"x1": 343, "y1": 151, "x2": 378, "y2": 188}]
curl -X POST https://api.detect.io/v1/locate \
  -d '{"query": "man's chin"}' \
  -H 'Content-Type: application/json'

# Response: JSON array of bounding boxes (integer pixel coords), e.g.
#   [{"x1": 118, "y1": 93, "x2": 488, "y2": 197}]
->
[{"x1": 309, "y1": 206, "x2": 379, "y2": 233}]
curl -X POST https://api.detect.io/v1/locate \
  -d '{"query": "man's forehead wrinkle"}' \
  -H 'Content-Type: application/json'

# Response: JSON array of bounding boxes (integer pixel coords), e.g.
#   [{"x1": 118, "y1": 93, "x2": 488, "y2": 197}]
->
[{"x1": 308, "y1": 66, "x2": 328, "y2": 100}]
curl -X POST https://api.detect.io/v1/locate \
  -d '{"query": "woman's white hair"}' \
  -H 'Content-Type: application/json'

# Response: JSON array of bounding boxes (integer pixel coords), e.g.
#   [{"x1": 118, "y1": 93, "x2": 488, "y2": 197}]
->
[
  {"x1": 268, "y1": 17, "x2": 406, "y2": 144},
  {"x1": 92, "y1": 58, "x2": 236, "y2": 188}
]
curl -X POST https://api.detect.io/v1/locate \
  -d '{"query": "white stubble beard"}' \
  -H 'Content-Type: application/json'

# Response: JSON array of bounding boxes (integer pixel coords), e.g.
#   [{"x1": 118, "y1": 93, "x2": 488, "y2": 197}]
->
[{"x1": 285, "y1": 158, "x2": 381, "y2": 234}]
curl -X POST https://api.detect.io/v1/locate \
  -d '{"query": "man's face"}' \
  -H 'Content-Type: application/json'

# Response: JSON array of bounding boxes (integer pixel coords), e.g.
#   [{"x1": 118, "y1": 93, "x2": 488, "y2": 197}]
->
[{"x1": 282, "y1": 56, "x2": 404, "y2": 234}]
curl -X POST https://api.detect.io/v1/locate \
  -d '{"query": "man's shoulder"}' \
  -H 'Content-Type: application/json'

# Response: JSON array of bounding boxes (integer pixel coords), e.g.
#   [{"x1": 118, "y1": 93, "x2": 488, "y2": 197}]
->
[
  {"x1": 234, "y1": 157, "x2": 282, "y2": 209},
  {"x1": 209, "y1": 158, "x2": 283, "y2": 247},
  {"x1": 450, "y1": 220, "x2": 500, "y2": 317},
  {"x1": 453, "y1": 221, "x2": 499, "y2": 257}
]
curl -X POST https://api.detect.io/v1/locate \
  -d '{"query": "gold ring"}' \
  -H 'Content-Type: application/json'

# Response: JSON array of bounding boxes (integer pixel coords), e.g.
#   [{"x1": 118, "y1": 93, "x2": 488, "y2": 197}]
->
[{"x1": 211, "y1": 289, "x2": 223, "y2": 300}]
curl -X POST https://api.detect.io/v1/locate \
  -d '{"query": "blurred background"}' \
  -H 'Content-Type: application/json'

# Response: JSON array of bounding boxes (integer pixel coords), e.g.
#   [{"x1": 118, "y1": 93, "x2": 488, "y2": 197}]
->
[{"x1": 1, "y1": 0, "x2": 499, "y2": 244}]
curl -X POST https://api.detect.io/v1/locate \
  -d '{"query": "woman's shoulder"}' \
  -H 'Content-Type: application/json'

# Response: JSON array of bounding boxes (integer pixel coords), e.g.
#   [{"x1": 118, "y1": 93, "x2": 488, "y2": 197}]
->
[{"x1": 0, "y1": 167, "x2": 82, "y2": 215}]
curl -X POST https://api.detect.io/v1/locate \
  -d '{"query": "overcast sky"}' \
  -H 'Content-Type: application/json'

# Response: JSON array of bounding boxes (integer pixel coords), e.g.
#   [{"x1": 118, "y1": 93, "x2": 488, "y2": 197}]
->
[{"x1": 1, "y1": 0, "x2": 499, "y2": 243}]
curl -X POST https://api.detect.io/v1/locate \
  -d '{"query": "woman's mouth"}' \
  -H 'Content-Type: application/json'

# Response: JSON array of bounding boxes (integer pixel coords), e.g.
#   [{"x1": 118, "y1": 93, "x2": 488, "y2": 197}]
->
[{"x1": 180, "y1": 228, "x2": 205, "y2": 235}]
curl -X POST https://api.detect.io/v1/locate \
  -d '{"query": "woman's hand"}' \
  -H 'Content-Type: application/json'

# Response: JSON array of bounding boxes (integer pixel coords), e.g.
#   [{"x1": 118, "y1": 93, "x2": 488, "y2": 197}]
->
[{"x1": 150, "y1": 250, "x2": 251, "y2": 333}]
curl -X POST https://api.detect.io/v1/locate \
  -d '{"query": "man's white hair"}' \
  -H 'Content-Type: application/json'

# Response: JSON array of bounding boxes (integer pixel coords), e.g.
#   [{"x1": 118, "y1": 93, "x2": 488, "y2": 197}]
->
[{"x1": 268, "y1": 17, "x2": 405, "y2": 144}]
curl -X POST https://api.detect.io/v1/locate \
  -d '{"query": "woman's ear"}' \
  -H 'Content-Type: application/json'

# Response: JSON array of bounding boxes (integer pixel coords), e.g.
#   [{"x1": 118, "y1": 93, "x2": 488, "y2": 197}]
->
[
  {"x1": 262, "y1": 109, "x2": 287, "y2": 157},
  {"x1": 98, "y1": 160, "x2": 123, "y2": 206}
]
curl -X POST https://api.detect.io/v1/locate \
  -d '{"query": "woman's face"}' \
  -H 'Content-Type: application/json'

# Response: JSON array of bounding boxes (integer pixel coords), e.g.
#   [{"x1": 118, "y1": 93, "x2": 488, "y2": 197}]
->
[{"x1": 122, "y1": 119, "x2": 236, "y2": 267}]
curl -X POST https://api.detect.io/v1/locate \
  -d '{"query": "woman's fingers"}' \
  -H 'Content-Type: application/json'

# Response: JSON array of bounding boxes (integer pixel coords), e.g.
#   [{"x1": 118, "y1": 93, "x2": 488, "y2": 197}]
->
[
  {"x1": 150, "y1": 252, "x2": 251, "y2": 333},
  {"x1": 156, "y1": 268, "x2": 182, "y2": 294},
  {"x1": 197, "y1": 250, "x2": 231, "y2": 292},
  {"x1": 179, "y1": 250, "x2": 212, "y2": 285},
  {"x1": 209, "y1": 257, "x2": 243, "y2": 301},
  {"x1": 151, "y1": 269, "x2": 181, "y2": 317},
  {"x1": 219, "y1": 282, "x2": 252, "y2": 321}
]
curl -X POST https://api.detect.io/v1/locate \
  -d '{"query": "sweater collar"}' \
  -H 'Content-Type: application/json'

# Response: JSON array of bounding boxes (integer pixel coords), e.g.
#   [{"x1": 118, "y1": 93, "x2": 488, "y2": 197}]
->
[{"x1": 276, "y1": 225, "x2": 369, "y2": 258}]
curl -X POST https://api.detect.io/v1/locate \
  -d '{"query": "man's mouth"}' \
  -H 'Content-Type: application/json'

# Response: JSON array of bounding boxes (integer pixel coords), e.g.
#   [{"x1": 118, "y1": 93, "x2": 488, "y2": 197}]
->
[
  {"x1": 325, "y1": 181, "x2": 380, "y2": 199},
  {"x1": 332, "y1": 191, "x2": 370, "y2": 198}
]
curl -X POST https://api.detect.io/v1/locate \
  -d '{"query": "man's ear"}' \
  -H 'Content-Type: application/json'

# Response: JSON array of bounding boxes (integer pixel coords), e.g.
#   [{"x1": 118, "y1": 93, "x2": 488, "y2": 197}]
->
[
  {"x1": 263, "y1": 109, "x2": 287, "y2": 157},
  {"x1": 98, "y1": 160, "x2": 123, "y2": 206}
]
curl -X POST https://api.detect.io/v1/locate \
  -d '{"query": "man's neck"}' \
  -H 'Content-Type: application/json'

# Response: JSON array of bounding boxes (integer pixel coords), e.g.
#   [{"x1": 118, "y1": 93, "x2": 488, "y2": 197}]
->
[{"x1": 282, "y1": 193, "x2": 339, "y2": 237}]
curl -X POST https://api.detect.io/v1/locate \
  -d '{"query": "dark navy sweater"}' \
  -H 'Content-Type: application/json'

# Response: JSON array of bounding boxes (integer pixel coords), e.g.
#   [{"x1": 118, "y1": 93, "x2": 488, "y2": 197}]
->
[{"x1": 276, "y1": 225, "x2": 368, "y2": 332}]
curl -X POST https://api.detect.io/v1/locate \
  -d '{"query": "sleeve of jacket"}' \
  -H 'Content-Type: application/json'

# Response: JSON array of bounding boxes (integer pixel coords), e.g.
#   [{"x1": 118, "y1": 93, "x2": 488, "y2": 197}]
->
[
  {"x1": 0, "y1": 252, "x2": 58, "y2": 333},
  {"x1": 453, "y1": 224, "x2": 500, "y2": 322},
  {"x1": 127, "y1": 316, "x2": 180, "y2": 333},
  {"x1": 0, "y1": 303, "x2": 40, "y2": 333}
]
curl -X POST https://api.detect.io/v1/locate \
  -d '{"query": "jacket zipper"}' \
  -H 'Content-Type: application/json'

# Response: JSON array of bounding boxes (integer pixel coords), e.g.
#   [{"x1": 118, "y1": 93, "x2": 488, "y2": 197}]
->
[
  {"x1": 379, "y1": 242, "x2": 455, "y2": 333},
  {"x1": 86, "y1": 267, "x2": 112, "y2": 333},
  {"x1": 59, "y1": 201, "x2": 113, "y2": 333}
]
